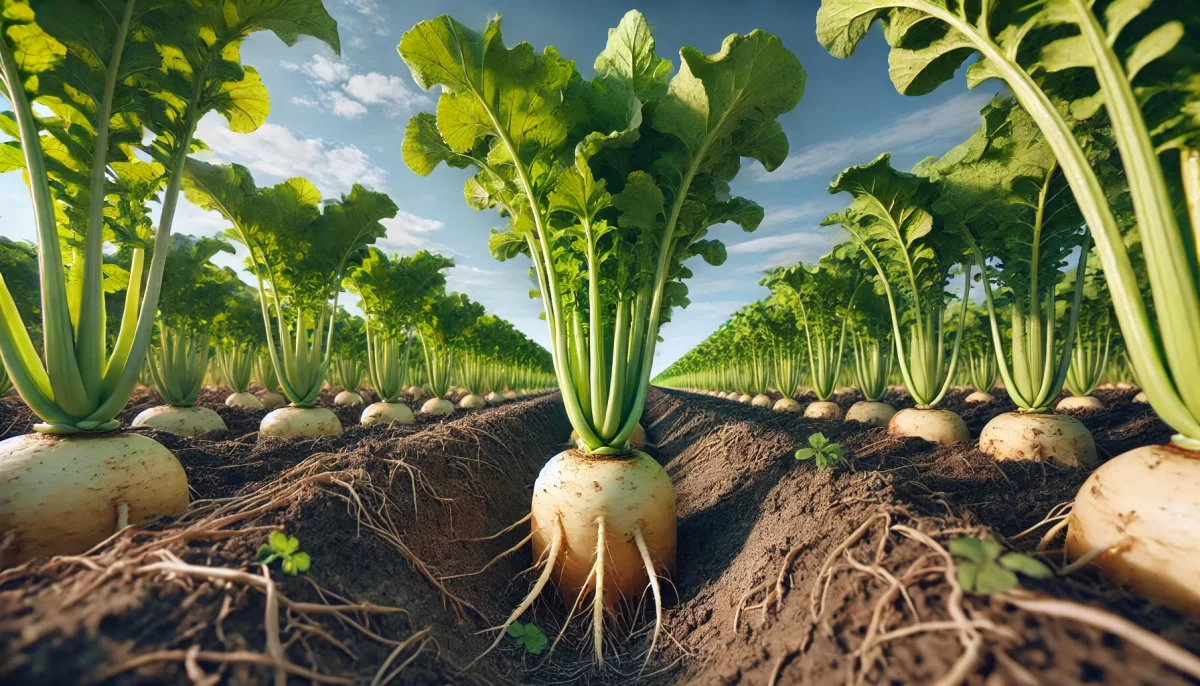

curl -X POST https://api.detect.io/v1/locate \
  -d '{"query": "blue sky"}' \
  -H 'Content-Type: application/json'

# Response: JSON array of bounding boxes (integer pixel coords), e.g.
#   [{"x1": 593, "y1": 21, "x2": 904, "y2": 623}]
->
[{"x1": 0, "y1": 0, "x2": 1000, "y2": 375}]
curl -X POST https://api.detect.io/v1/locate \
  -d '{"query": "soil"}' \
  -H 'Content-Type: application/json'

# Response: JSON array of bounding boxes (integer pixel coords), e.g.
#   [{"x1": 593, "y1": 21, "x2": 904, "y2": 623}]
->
[{"x1": 1, "y1": 385, "x2": 1196, "y2": 685}]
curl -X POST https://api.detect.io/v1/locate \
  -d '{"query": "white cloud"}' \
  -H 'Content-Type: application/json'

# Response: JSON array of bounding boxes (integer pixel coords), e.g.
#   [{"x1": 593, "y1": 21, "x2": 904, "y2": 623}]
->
[
  {"x1": 327, "y1": 91, "x2": 368, "y2": 119},
  {"x1": 755, "y1": 91, "x2": 996, "y2": 182},
  {"x1": 377, "y1": 211, "x2": 453, "y2": 254},
  {"x1": 347, "y1": 36, "x2": 367, "y2": 50},
  {"x1": 284, "y1": 55, "x2": 428, "y2": 118},
  {"x1": 283, "y1": 54, "x2": 350, "y2": 85},
  {"x1": 761, "y1": 197, "x2": 845, "y2": 226},
  {"x1": 344, "y1": 72, "x2": 430, "y2": 113},
  {"x1": 195, "y1": 114, "x2": 387, "y2": 192},
  {"x1": 341, "y1": 0, "x2": 379, "y2": 16},
  {"x1": 728, "y1": 231, "x2": 831, "y2": 255}
]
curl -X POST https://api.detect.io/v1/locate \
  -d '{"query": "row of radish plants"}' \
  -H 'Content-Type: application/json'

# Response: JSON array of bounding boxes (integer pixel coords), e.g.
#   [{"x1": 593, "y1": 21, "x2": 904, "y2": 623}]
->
[
  {"x1": 0, "y1": 0, "x2": 559, "y2": 569},
  {"x1": 0, "y1": 0, "x2": 1197, "y2": 677}
]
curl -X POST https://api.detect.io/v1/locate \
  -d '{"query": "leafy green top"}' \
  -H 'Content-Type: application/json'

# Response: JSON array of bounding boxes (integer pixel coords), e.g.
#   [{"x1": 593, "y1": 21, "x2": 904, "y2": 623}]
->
[
  {"x1": 156, "y1": 234, "x2": 236, "y2": 334},
  {"x1": 343, "y1": 249, "x2": 453, "y2": 339},
  {"x1": 182, "y1": 160, "x2": 396, "y2": 316}
]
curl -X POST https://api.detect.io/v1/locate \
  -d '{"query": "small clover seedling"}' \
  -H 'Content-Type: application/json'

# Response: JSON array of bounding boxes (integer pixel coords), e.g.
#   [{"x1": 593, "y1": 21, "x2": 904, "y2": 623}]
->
[
  {"x1": 506, "y1": 621, "x2": 548, "y2": 655},
  {"x1": 949, "y1": 536, "x2": 1052, "y2": 595},
  {"x1": 795, "y1": 432, "x2": 845, "y2": 470},
  {"x1": 256, "y1": 531, "x2": 311, "y2": 576}
]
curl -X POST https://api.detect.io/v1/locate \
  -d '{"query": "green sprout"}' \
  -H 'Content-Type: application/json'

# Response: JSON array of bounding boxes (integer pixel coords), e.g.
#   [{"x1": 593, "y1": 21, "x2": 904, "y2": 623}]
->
[
  {"x1": 506, "y1": 621, "x2": 548, "y2": 655},
  {"x1": 794, "y1": 432, "x2": 845, "y2": 470},
  {"x1": 256, "y1": 532, "x2": 312, "y2": 576},
  {"x1": 949, "y1": 536, "x2": 1052, "y2": 595}
]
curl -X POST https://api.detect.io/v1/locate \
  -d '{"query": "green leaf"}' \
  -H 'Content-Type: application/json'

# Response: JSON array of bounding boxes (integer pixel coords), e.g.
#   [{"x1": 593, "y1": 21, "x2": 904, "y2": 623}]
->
[
  {"x1": 0, "y1": 141, "x2": 22, "y2": 172},
  {"x1": 612, "y1": 171, "x2": 663, "y2": 231},
  {"x1": 268, "y1": 531, "x2": 289, "y2": 552},
  {"x1": 974, "y1": 562, "x2": 1019, "y2": 595},
  {"x1": 794, "y1": 448, "x2": 817, "y2": 460},
  {"x1": 593, "y1": 10, "x2": 671, "y2": 102},
  {"x1": 506, "y1": 622, "x2": 526, "y2": 638},
  {"x1": 948, "y1": 536, "x2": 985, "y2": 564},
  {"x1": 519, "y1": 623, "x2": 548, "y2": 655},
  {"x1": 290, "y1": 551, "x2": 311, "y2": 574},
  {"x1": 998, "y1": 552, "x2": 1053, "y2": 579},
  {"x1": 403, "y1": 111, "x2": 463, "y2": 176},
  {"x1": 956, "y1": 561, "x2": 979, "y2": 592},
  {"x1": 654, "y1": 29, "x2": 805, "y2": 169}
]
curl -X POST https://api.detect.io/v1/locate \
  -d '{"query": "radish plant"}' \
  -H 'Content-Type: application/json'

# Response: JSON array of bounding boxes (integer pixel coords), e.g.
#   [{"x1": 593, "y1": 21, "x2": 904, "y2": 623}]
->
[
  {"x1": 816, "y1": 0, "x2": 1200, "y2": 612},
  {"x1": 330, "y1": 312, "x2": 367, "y2": 408},
  {"x1": 133, "y1": 235, "x2": 235, "y2": 436},
  {"x1": 764, "y1": 250, "x2": 862, "y2": 419},
  {"x1": 215, "y1": 284, "x2": 267, "y2": 410},
  {"x1": 344, "y1": 249, "x2": 453, "y2": 425},
  {"x1": 824, "y1": 155, "x2": 973, "y2": 444},
  {"x1": 959, "y1": 307, "x2": 999, "y2": 404},
  {"x1": 399, "y1": 9, "x2": 805, "y2": 665},
  {"x1": 1060, "y1": 266, "x2": 1113, "y2": 411},
  {"x1": 0, "y1": 0, "x2": 340, "y2": 563},
  {"x1": 416, "y1": 293, "x2": 483, "y2": 416},
  {"x1": 845, "y1": 274, "x2": 896, "y2": 426},
  {"x1": 181, "y1": 161, "x2": 396, "y2": 438},
  {"x1": 925, "y1": 96, "x2": 1101, "y2": 465}
]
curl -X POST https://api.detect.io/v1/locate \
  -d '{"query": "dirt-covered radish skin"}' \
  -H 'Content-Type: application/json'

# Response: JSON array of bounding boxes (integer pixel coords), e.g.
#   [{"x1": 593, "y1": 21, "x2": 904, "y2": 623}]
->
[
  {"x1": 131, "y1": 406, "x2": 227, "y2": 436},
  {"x1": 0, "y1": 433, "x2": 188, "y2": 565},
  {"x1": 965, "y1": 391, "x2": 995, "y2": 404},
  {"x1": 845, "y1": 401, "x2": 896, "y2": 427},
  {"x1": 773, "y1": 398, "x2": 802, "y2": 413},
  {"x1": 1057, "y1": 395, "x2": 1105, "y2": 412},
  {"x1": 420, "y1": 398, "x2": 454, "y2": 415},
  {"x1": 258, "y1": 391, "x2": 287, "y2": 409},
  {"x1": 259, "y1": 407, "x2": 343, "y2": 439},
  {"x1": 1133, "y1": 391, "x2": 1149, "y2": 403},
  {"x1": 1067, "y1": 445, "x2": 1200, "y2": 613},
  {"x1": 502, "y1": 390, "x2": 518, "y2": 401},
  {"x1": 484, "y1": 391, "x2": 504, "y2": 404},
  {"x1": 737, "y1": 394, "x2": 752, "y2": 404},
  {"x1": 532, "y1": 449, "x2": 676, "y2": 599},
  {"x1": 333, "y1": 391, "x2": 364, "y2": 408},
  {"x1": 979, "y1": 412, "x2": 1097, "y2": 467},
  {"x1": 804, "y1": 401, "x2": 842, "y2": 419},
  {"x1": 750, "y1": 394, "x2": 772, "y2": 408},
  {"x1": 224, "y1": 392, "x2": 264, "y2": 409},
  {"x1": 887, "y1": 408, "x2": 969, "y2": 445},
  {"x1": 458, "y1": 394, "x2": 485, "y2": 409},
  {"x1": 359, "y1": 402, "x2": 413, "y2": 427}
]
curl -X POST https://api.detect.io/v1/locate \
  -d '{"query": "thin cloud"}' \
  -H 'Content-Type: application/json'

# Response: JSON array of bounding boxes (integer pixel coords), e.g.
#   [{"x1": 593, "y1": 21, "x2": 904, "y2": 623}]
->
[
  {"x1": 377, "y1": 211, "x2": 455, "y2": 255},
  {"x1": 727, "y1": 231, "x2": 832, "y2": 255},
  {"x1": 195, "y1": 114, "x2": 388, "y2": 192},
  {"x1": 761, "y1": 197, "x2": 846, "y2": 226},
  {"x1": 754, "y1": 91, "x2": 996, "y2": 183}
]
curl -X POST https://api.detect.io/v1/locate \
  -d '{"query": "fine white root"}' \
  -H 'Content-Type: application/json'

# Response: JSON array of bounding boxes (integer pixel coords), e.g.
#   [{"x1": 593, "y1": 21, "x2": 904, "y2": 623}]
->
[
  {"x1": 1001, "y1": 592, "x2": 1200, "y2": 680},
  {"x1": 545, "y1": 561, "x2": 597, "y2": 660},
  {"x1": 457, "y1": 512, "x2": 532, "y2": 542},
  {"x1": 1057, "y1": 538, "x2": 1129, "y2": 576},
  {"x1": 1037, "y1": 516, "x2": 1072, "y2": 552},
  {"x1": 634, "y1": 527, "x2": 663, "y2": 675},
  {"x1": 439, "y1": 530, "x2": 535, "y2": 581},
  {"x1": 592, "y1": 516, "x2": 607, "y2": 668},
  {"x1": 469, "y1": 516, "x2": 563, "y2": 669},
  {"x1": 116, "y1": 503, "x2": 130, "y2": 531}
]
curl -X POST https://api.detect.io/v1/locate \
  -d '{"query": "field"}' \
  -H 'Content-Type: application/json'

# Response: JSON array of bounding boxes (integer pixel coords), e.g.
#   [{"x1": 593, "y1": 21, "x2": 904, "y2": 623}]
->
[{"x1": 3, "y1": 386, "x2": 1194, "y2": 685}]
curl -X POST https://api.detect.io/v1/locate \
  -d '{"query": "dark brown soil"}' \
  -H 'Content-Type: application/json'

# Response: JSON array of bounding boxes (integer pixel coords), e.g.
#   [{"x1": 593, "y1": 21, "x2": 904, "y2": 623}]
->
[
  {"x1": 645, "y1": 387, "x2": 1197, "y2": 686},
  {"x1": 1, "y1": 385, "x2": 1196, "y2": 685}
]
